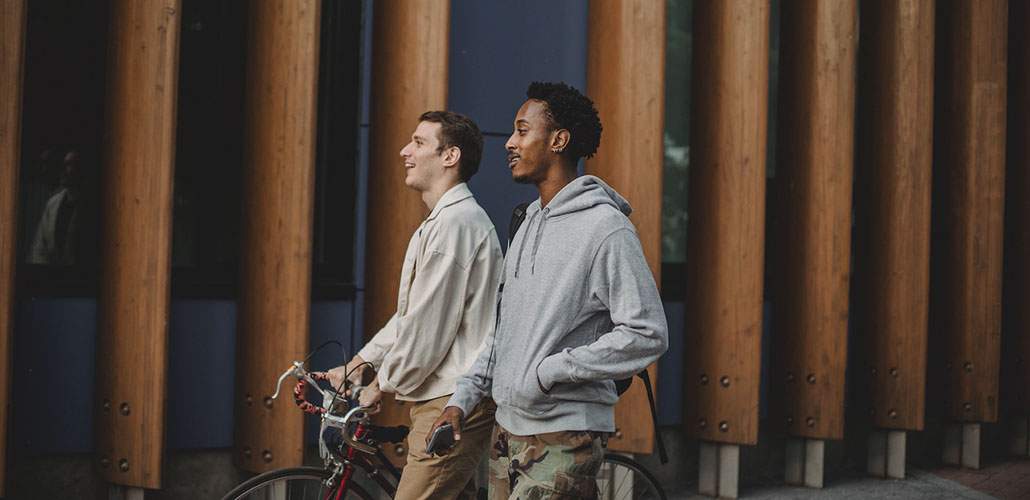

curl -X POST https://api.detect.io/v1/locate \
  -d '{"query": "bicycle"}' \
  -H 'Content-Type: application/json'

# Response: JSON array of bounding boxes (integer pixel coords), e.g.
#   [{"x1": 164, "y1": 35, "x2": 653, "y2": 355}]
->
[
  {"x1": 221, "y1": 359, "x2": 667, "y2": 500},
  {"x1": 222, "y1": 360, "x2": 405, "y2": 499}
]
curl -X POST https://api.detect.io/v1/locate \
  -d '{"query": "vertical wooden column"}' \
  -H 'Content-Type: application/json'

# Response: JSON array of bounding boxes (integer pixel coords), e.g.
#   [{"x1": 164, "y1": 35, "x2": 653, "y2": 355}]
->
[
  {"x1": 1004, "y1": 0, "x2": 1030, "y2": 456},
  {"x1": 0, "y1": 1, "x2": 27, "y2": 496},
  {"x1": 772, "y1": 0, "x2": 857, "y2": 487},
  {"x1": 96, "y1": 0, "x2": 181, "y2": 489},
  {"x1": 685, "y1": 1, "x2": 768, "y2": 497},
  {"x1": 585, "y1": 0, "x2": 666, "y2": 456},
  {"x1": 853, "y1": 0, "x2": 935, "y2": 479},
  {"x1": 364, "y1": 0, "x2": 449, "y2": 464},
  {"x1": 235, "y1": 0, "x2": 321, "y2": 474},
  {"x1": 935, "y1": 0, "x2": 1007, "y2": 470}
]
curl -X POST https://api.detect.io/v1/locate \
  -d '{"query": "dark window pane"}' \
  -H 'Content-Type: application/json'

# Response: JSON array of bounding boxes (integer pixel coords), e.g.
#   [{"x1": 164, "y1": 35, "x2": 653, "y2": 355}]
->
[
  {"x1": 18, "y1": 0, "x2": 109, "y2": 296},
  {"x1": 170, "y1": 0, "x2": 248, "y2": 297},
  {"x1": 661, "y1": 0, "x2": 692, "y2": 298},
  {"x1": 311, "y1": 0, "x2": 363, "y2": 299}
]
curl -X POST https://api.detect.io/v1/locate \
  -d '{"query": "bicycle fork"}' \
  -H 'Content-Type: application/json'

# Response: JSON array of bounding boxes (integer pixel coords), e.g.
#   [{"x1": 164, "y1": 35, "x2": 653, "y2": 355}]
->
[{"x1": 325, "y1": 423, "x2": 368, "y2": 500}]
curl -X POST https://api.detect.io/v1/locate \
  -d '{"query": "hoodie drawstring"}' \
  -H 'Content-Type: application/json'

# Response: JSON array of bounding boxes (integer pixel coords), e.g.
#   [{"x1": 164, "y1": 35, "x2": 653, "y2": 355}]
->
[
  {"x1": 514, "y1": 211, "x2": 538, "y2": 278},
  {"x1": 529, "y1": 208, "x2": 548, "y2": 275}
]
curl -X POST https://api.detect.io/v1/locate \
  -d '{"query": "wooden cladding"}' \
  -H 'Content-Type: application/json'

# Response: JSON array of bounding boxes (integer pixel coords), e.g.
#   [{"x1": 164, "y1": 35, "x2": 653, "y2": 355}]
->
[
  {"x1": 771, "y1": 0, "x2": 857, "y2": 441},
  {"x1": 0, "y1": 0, "x2": 27, "y2": 495},
  {"x1": 364, "y1": 0, "x2": 450, "y2": 463},
  {"x1": 684, "y1": 0, "x2": 769, "y2": 446},
  {"x1": 853, "y1": 0, "x2": 935, "y2": 432},
  {"x1": 235, "y1": 0, "x2": 321, "y2": 474},
  {"x1": 586, "y1": 0, "x2": 666, "y2": 454},
  {"x1": 95, "y1": 0, "x2": 181, "y2": 488},
  {"x1": 934, "y1": 0, "x2": 1008, "y2": 424}
]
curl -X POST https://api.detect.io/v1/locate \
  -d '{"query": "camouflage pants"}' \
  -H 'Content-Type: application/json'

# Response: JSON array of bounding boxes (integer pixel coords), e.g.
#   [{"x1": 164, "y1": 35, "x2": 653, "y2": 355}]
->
[{"x1": 488, "y1": 425, "x2": 605, "y2": 499}]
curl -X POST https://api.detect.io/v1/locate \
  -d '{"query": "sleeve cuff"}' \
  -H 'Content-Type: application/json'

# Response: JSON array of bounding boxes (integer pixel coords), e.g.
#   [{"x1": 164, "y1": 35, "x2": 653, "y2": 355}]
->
[
  {"x1": 377, "y1": 373, "x2": 396, "y2": 394},
  {"x1": 446, "y1": 389, "x2": 479, "y2": 418},
  {"x1": 536, "y1": 351, "x2": 571, "y2": 393}
]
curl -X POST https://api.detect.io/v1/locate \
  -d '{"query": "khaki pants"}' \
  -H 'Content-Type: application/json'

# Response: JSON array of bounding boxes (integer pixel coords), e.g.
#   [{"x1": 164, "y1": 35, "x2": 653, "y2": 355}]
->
[{"x1": 394, "y1": 395, "x2": 496, "y2": 500}]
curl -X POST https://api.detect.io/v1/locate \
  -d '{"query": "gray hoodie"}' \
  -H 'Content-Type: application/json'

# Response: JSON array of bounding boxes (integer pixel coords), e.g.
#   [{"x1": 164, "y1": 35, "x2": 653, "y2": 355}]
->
[{"x1": 448, "y1": 175, "x2": 669, "y2": 435}]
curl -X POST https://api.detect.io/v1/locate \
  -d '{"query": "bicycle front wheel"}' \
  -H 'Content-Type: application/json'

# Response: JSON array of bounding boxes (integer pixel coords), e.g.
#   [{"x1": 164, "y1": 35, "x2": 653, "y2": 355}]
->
[
  {"x1": 221, "y1": 466, "x2": 373, "y2": 500},
  {"x1": 596, "y1": 453, "x2": 667, "y2": 500}
]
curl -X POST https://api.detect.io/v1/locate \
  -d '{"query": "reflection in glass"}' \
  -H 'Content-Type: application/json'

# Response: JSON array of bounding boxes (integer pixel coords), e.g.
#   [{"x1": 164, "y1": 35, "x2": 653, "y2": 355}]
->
[
  {"x1": 28, "y1": 149, "x2": 82, "y2": 266},
  {"x1": 662, "y1": 0, "x2": 692, "y2": 265}
]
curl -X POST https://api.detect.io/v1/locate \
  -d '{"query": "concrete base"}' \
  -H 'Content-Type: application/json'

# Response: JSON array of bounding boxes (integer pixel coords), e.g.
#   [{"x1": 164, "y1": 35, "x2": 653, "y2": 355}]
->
[
  {"x1": 699, "y1": 441, "x2": 739, "y2": 498},
  {"x1": 962, "y1": 423, "x2": 981, "y2": 469},
  {"x1": 868, "y1": 430, "x2": 907, "y2": 479},
  {"x1": 785, "y1": 437, "x2": 824, "y2": 488},
  {"x1": 1011, "y1": 417, "x2": 1030, "y2": 457},
  {"x1": 943, "y1": 423, "x2": 981, "y2": 469},
  {"x1": 108, "y1": 485, "x2": 145, "y2": 500}
]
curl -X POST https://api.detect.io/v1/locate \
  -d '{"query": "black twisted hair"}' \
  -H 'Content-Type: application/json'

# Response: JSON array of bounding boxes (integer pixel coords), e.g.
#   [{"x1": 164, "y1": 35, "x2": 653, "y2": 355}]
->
[{"x1": 526, "y1": 81, "x2": 602, "y2": 160}]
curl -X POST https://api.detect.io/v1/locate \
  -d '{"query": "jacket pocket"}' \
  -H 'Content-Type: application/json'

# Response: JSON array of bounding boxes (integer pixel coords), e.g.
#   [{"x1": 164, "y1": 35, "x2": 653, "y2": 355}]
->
[{"x1": 508, "y1": 366, "x2": 557, "y2": 415}]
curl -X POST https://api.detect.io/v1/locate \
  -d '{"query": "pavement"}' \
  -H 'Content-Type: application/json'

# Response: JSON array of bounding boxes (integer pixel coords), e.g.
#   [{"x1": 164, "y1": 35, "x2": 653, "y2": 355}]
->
[{"x1": 667, "y1": 459, "x2": 1030, "y2": 499}]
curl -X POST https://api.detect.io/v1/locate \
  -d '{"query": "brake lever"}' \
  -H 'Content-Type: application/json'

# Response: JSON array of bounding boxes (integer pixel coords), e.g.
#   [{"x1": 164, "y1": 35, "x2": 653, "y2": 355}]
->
[{"x1": 270, "y1": 361, "x2": 305, "y2": 400}]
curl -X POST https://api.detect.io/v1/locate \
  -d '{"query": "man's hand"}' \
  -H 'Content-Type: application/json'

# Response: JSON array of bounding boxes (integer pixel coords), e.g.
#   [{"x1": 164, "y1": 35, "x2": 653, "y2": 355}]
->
[
  {"x1": 358, "y1": 379, "x2": 383, "y2": 411},
  {"x1": 427, "y1": 406, "x2": 465, "y2": 454},
  {"x1": 326, "y1": 355, "x2": 371, "y2": 392}
]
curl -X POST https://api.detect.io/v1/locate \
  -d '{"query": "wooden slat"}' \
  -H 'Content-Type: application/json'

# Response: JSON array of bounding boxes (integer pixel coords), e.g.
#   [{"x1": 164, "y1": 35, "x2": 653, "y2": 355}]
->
[
  {"x1": 852, "y1": 0, "x2": 935, "y2": 432},
  {"x1": 0, "y1": 0, "x2": 27, "y2": 496},
  {"x1": 1003, "y1": 0, "x2": 1030, "y2": 416},
  {"x1": 235, "y1": 0, "x2": 321, "y2": 474},
  {"x1": 95, "y1": 0, "x2": 181, "y2": 488},
  {"x1": 364, "y1": 0, "x2": 449, "y2": 465},
  {"x1": 684, "y1": 0, "x2": 769, "y2": 446},
  {"x1": 935, "y1": 0, "x2": 1007, "y2": 424},
  {"x1": 585, "y1": 0, "x2": 665, "y2": 456},
  {"x1": 772, "y1": 0, "x2": 857, "y2": 441}
]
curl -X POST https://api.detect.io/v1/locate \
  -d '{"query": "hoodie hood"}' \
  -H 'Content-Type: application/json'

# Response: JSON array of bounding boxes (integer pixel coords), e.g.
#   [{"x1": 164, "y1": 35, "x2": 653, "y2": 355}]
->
[
  {"x1": 543, "y1": 175, "x2": 633, "y2": 218},
  {"x1": 514, "y1": 175, "x2": 633, "y2": 277}
]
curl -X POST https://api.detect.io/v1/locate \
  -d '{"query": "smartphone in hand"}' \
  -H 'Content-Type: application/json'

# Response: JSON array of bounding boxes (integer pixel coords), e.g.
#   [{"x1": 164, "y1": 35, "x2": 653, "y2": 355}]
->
[{"x1": 425, "y1": 423, "x2": 455, "y2": 455}]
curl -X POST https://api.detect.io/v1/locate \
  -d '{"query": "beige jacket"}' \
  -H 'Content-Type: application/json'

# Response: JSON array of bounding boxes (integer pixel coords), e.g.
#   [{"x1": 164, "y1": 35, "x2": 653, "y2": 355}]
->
[{"x1": 359, "y1": 183, "x2": 503, "y2": 402}]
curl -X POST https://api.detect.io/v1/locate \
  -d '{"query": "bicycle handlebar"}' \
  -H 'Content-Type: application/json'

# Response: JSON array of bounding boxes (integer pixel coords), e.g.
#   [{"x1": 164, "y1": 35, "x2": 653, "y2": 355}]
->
[
  {"x1": 268, "y1": 360, "x2": 383, "y2": 455},
  {"x1": 270, "y1": 360, "x2": 358, "y2": 415}
]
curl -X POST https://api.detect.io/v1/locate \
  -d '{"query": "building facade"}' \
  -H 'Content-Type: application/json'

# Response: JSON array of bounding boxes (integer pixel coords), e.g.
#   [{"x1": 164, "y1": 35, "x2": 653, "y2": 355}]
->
[{"x1": 0, "y1": 0, "x2": 1028, "y2": 498}]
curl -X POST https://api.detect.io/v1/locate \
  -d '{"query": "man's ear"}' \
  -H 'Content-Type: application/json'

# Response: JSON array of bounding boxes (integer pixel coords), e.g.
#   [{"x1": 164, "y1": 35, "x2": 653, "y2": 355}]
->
[
  {"x1": 550, "y1": 129, "x2": 571, "y2": 153},
  {"x1": 442, "y1": 145, "x2": 461, "y2": 168}
]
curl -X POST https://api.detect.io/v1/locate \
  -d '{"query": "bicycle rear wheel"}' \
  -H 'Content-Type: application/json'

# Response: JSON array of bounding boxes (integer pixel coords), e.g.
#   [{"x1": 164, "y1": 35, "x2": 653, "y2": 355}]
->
[
  {"x1": 596, "y1": 453, "x2": 667, "y2": 500},
  {"x1": 221, "y1": 466, "x2": 373, "y2": 500}
]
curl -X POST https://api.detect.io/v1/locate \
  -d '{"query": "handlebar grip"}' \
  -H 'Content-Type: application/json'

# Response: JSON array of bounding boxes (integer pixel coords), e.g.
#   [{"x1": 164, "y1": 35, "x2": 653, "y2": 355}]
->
[{"x1": 292, "y1": 372, "x2": 331, "y2": 415}]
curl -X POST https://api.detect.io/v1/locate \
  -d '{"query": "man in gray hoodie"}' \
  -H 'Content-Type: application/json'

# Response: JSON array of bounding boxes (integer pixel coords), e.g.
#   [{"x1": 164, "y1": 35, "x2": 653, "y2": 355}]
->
[{"x1": 431, "y1": 82, "x2": 669, "y2": 498}]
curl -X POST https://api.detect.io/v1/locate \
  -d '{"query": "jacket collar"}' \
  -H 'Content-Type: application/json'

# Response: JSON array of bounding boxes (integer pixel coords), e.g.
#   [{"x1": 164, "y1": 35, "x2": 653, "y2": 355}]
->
[{"x1": 426, "y1": 182, "x2": 473, "y2": 222}]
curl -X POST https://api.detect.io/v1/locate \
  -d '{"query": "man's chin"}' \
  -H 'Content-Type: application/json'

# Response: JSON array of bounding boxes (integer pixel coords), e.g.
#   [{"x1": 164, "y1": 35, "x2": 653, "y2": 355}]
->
[{"x1": 511, "y1": 172, "x2": 534, "y2": 184}]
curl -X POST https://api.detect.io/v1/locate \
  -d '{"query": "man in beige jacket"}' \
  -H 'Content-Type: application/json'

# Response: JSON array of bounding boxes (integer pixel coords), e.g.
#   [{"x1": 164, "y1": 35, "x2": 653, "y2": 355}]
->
[{"x1": 327, "y1": 111, "x2": 502, "y2": 500}]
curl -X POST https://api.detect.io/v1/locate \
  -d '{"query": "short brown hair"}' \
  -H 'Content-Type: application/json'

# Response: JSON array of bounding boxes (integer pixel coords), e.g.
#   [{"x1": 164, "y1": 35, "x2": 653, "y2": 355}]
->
[{"x1": 418, "y1": 111, "x2": 484, "y2": 181}]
